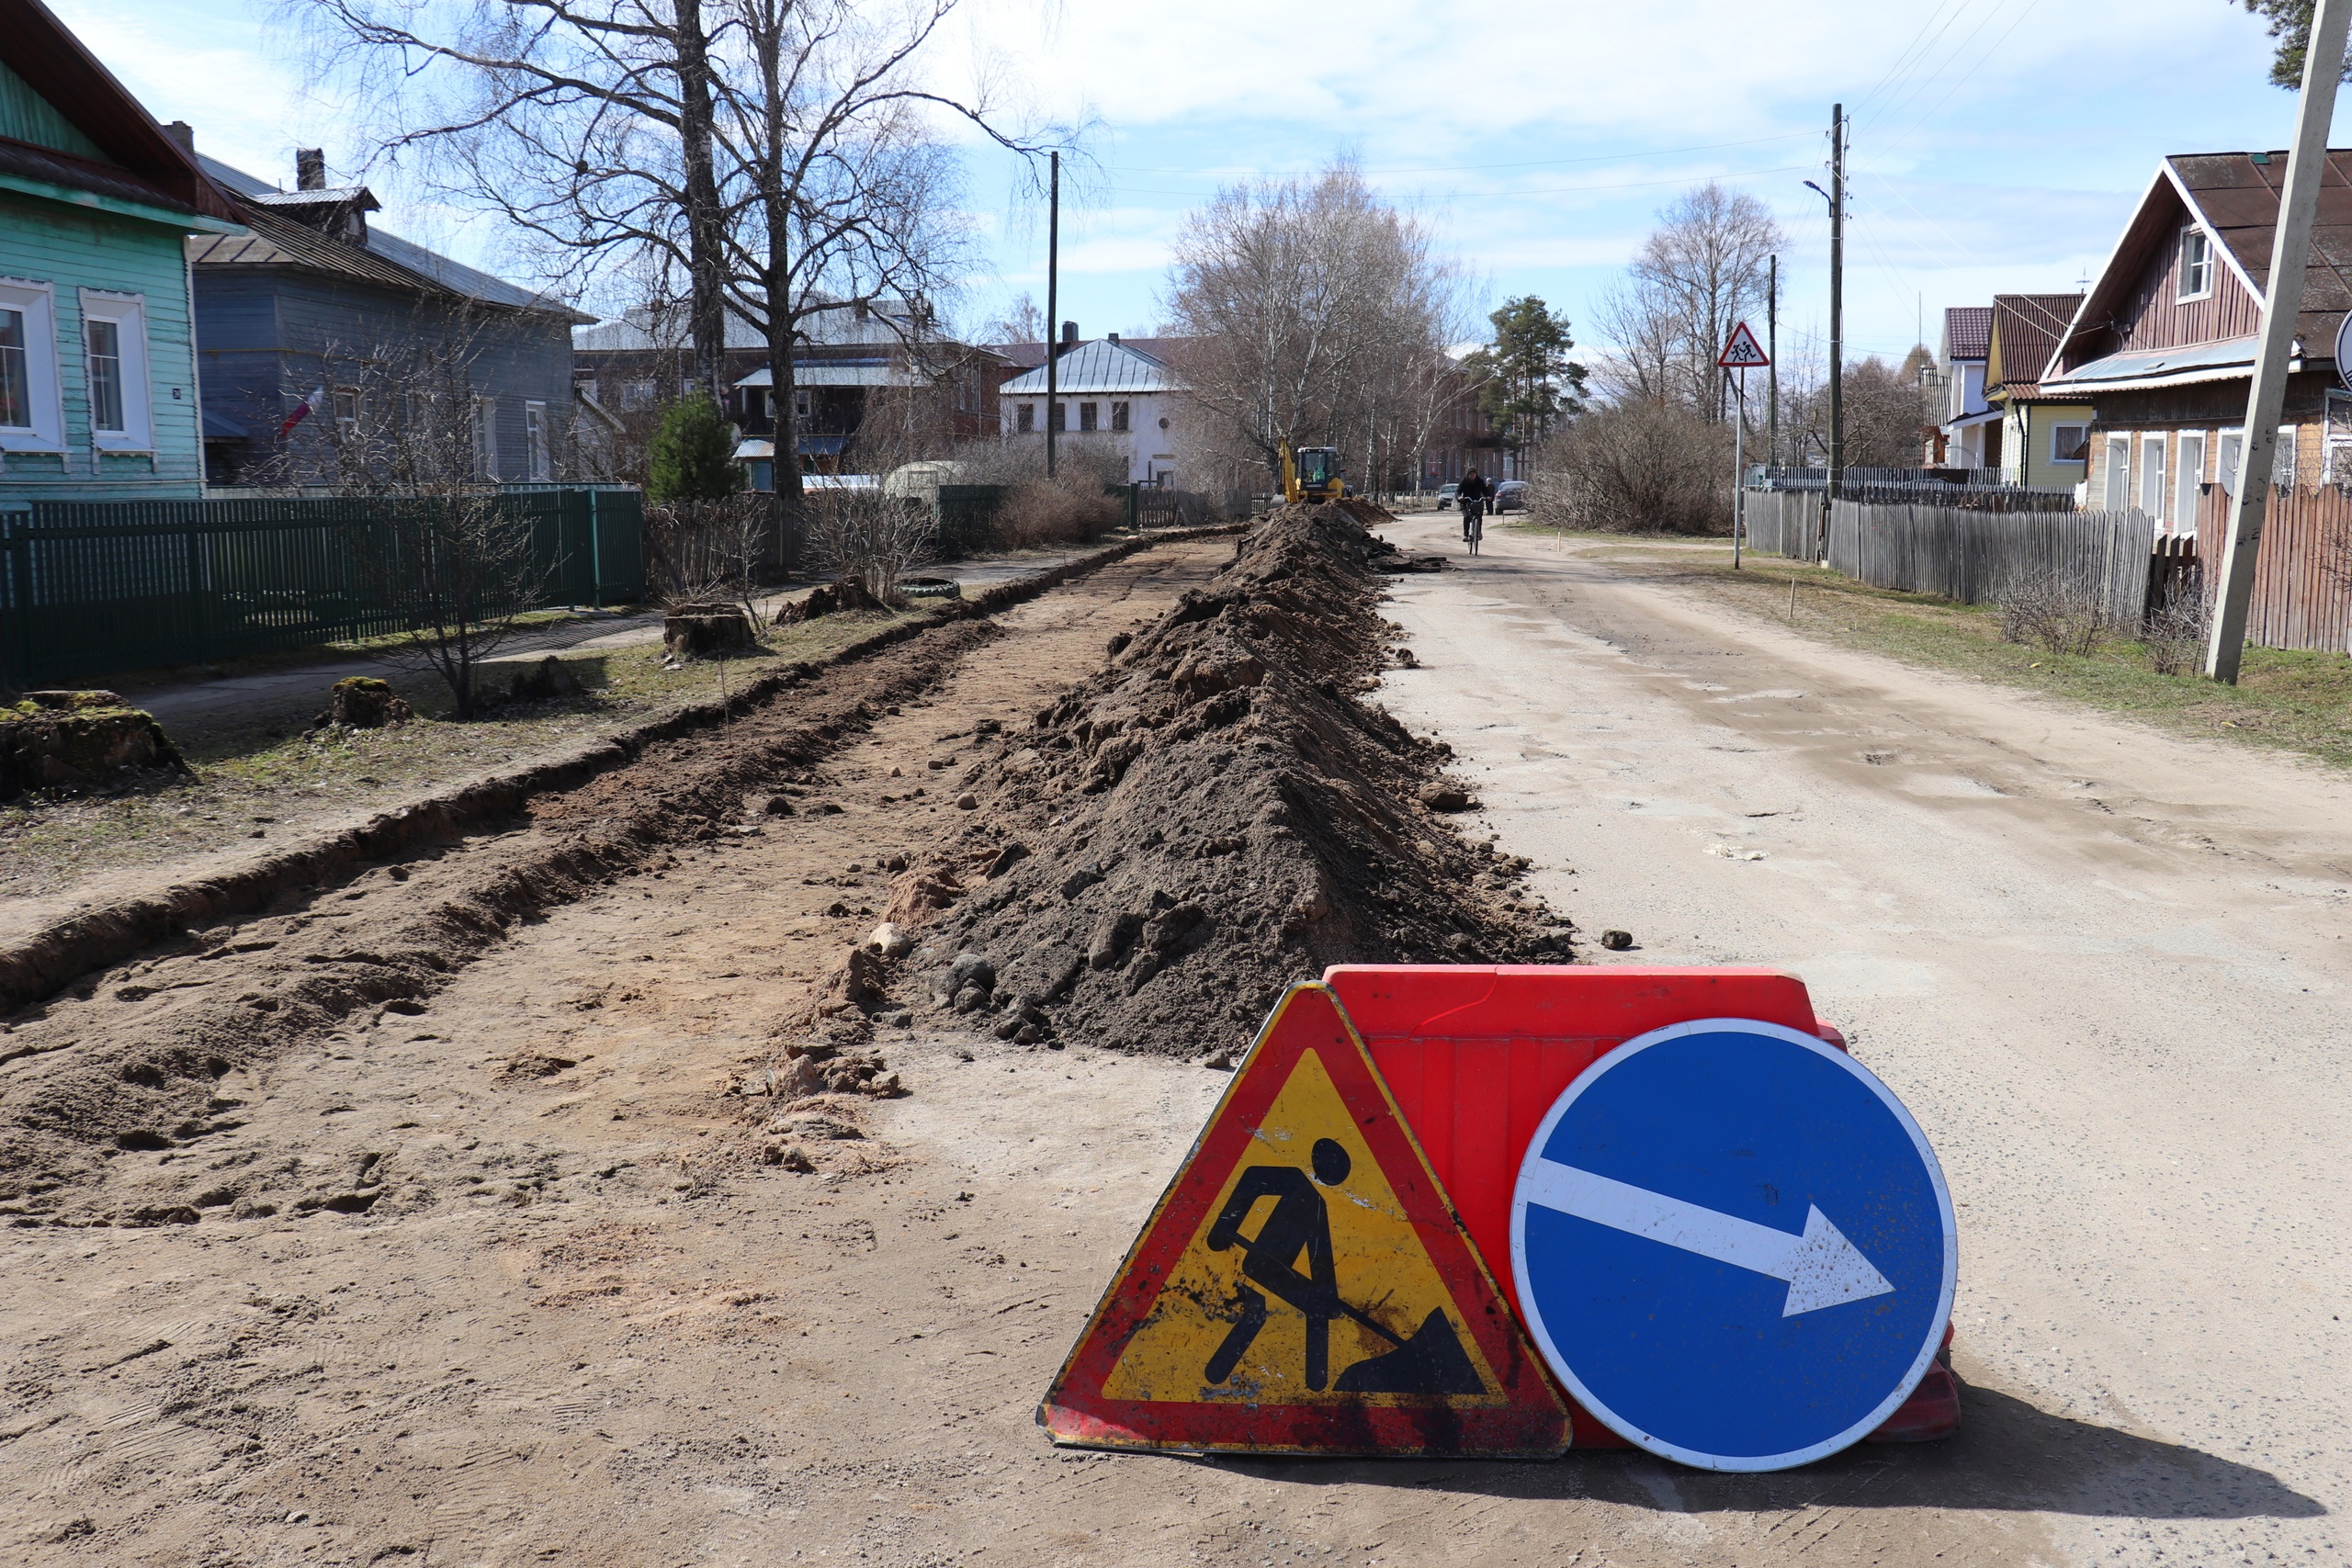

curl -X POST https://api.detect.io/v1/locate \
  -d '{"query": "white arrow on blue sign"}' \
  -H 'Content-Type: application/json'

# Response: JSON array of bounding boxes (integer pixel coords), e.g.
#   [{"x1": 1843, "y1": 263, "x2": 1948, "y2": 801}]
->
[{"x1": 1510, "y1": 1018, "x2": 1957, "y2": 1472}]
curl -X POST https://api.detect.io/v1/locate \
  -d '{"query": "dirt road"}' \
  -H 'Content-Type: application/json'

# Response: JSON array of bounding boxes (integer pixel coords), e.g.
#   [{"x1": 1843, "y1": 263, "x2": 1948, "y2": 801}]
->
[
  {"x1": 6, "y1": 515, "x2": 2346, "y2": 1568},
  {"x1": 1373, "y1": 510, "x2": 2352, "y2": 1564}
]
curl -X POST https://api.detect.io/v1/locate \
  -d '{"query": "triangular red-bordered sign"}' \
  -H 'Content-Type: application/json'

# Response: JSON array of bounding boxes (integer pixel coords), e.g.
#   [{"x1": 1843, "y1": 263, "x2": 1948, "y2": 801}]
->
[
  {"x1": 1718, "y1": 321, "x2": 1770, "y2": 368},
  {"x1": 1037, "y1": 982, "x2": 1570, "y2": 1457}
]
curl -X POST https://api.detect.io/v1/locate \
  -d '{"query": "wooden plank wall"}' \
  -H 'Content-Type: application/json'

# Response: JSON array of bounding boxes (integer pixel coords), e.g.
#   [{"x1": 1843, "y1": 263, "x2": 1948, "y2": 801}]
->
[{"x1": 2194, "y1": 484, "x2": 2352, "y2": 653}]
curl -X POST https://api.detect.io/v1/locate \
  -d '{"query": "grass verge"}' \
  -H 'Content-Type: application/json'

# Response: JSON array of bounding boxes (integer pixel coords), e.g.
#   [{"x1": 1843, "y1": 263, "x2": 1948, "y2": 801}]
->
[
  {"x1": 0, "y1": 610, "x2": 927, "y2": 905},
  {"x1": 1582, "y1": 537, "x2": 2352, "y2": 771}
]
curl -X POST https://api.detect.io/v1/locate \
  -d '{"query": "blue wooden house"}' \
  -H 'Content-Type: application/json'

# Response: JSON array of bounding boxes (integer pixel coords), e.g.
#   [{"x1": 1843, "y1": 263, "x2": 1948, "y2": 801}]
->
[
  {"x1": 188, "y1": 149, "x2": 592, "y2": 490},
  {"x1": 0, "y1": 0, "x2": 243, "y2": 504}
]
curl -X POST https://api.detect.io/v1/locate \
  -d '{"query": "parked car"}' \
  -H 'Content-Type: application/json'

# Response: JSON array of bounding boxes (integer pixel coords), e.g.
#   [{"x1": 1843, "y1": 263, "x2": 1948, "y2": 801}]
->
[
  {"x1": 1493, "y1": 479, "x2": 1529, "y2": 513},
  {"x1": 1435, "y1": 481, "x2": 1460, "y2": 510}
]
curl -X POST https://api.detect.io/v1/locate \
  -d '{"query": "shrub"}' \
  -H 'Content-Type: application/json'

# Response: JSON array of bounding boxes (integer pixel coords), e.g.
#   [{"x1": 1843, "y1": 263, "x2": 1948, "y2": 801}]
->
[
  {"x1": 1998, "y1": 567, "x2": 2109, "y2": 657},
  {"x1": 646, "y1": 396, "x2": 745, "y2": 504},
  {"x1": 993, "y1": 475, "x2": 1124, "y2": 548},
  {"x1": 2143, "y1": 575, "x2": 2212, "y2": 676},
  {"x1": 1528, "y1": 400, "x2": 1732, "y2": 535}
]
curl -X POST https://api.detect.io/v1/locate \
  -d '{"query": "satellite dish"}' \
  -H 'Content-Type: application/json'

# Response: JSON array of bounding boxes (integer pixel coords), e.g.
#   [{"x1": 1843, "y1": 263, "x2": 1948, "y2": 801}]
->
[{"x1": 2336, "y1": 310, "x2": 2352, "y2": 390}]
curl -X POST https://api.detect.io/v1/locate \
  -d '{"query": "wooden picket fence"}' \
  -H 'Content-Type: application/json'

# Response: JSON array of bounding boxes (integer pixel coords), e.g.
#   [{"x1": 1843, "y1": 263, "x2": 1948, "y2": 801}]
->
[
  {"x1": 2192, "y1": 484, "x2": 2352, "y2": 653},
  {"x1": 1740, "y1": 491, "x2": 2154, "y2": 630}
]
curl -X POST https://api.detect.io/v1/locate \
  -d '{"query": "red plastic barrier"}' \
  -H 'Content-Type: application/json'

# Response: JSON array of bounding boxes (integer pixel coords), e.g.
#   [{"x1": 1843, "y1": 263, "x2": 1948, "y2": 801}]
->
[{"x1": 1323, "y1": 963, "x2": 1955, "y2": 1450}]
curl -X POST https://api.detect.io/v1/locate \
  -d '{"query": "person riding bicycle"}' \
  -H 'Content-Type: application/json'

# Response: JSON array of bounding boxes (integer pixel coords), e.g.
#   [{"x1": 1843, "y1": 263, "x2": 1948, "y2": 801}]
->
[{"x1": 1457, "y1": 469, "x2": 1491, "y2": 556}]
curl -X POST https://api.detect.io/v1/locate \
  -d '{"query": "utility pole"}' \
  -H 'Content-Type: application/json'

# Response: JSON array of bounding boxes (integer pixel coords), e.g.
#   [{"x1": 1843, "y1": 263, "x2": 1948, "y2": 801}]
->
[
  {"x1": 1768, "y1": 254, "x2": 1779, "y2": 468},
  {"x1": 1822, "y1": 102, "x2": 1846, "y2": 564},
  {"x1": 1046, "y1": 150, "x2": 1059, "y2": 479},
  {"x1": 2208, "y1": 0, "x2": 2351, "y2": 683}
]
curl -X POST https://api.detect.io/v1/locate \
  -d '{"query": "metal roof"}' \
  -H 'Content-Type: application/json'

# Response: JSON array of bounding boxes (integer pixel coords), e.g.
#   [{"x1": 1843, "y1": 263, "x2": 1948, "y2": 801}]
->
[
  {"x1": 191, "y1": 154, "x2": 590, "y2": 321},
  {"x1": 2050, "y1": 151, "x2": 2352, "y2": 386},
  {"x1": 574, "y1": 299, "x2": 970, "y2": 354},
  {"x1": 2041, "y1": 334, "x2": 2262, "y2": 396},
  {"x1": 998, "y1": 338, "x2": 1180, "y2": 396},
  {"x1": 733, "y1": 362, "x2": 925, "y2": 389}
]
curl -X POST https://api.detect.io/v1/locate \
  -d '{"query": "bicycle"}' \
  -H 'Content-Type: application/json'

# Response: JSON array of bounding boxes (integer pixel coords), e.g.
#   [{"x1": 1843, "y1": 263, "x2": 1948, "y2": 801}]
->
[{"x1": 1461, "y1": 498, "x2": 1485, "y2": 557}]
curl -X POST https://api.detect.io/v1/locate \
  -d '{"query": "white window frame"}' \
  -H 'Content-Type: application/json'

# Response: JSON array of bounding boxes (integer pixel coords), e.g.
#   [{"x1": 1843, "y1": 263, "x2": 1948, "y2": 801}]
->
[
  {"x1": 2049, "y1": 423, "x2": 2088, "y2": 465},
  {"x1": 2139, "y1": 433, "x2": 2167, "y2": 522},
  {"x1": 77, "y1": 289, "x2": 153, "y2": 452},
  {"x1": 2177, "y1": 227, "x2": 2214, "y2": 303},
  {"x1": 525, "y1": 399, "x2": 550, "y2": 480},
  {"x1": 2103, "y1": 434, "x2": 2132, "y2": 509},
  {"x1": 0, "y1": 276, "x2": 65, "y2": 452},
  {"x1": 473, "y1": 395, "x2": 498, "y2": 479},
  {"x1": 2276, "y1": 423, "x2": 2299, "y2": 488},
  {"x1": 2218, "y1": 428, "x2": 2244, "y2": 497},
  {"x1": 2175, "y1": 430, "x2": 2207, "y2": 534}
]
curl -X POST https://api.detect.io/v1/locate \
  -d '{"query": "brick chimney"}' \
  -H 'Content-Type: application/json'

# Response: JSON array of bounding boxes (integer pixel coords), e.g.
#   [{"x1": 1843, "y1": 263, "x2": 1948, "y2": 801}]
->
[
  {"x1": 296, "y1": 149, "x2": 326, "y2": 190},
  {"x1": 1060, "y1": 320, "x2": 1079, "y2": 345},
  {"x1": 164, "y1": 121, "x2": 195, "y2": 155}
]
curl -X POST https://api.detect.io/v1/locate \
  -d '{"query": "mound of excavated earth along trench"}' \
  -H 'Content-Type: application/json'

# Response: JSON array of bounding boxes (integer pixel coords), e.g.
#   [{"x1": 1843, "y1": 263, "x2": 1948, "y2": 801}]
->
[{"x1": 891, "y1": 502, "x2": 1575, "y2": 1058}]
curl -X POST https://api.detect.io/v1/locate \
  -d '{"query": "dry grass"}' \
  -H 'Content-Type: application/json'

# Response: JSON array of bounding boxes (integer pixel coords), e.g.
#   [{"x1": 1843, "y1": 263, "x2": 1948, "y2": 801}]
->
[
  {"x1": 1585, "y1": 536, "x2": 2352, "y2": 772},
  {"x1": 0, "y1": 609, "x2": 925, "y2": 905}
]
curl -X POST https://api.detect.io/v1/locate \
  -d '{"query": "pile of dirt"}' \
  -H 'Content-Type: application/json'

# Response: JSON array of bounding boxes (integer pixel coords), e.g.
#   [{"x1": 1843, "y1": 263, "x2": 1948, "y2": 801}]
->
[{"x1": 888, "y1": 502, "x2": 1573, "y2": 1056}]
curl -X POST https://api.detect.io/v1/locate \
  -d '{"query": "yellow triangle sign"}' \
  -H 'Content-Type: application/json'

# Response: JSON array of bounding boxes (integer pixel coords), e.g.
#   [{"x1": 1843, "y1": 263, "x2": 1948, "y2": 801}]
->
[{"x1": 1038, "y1": 983, "x2": 1569, "y2": 1455}]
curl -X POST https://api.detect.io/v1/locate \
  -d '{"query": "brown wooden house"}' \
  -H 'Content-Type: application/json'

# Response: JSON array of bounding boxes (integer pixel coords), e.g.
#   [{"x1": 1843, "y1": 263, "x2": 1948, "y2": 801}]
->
[{"x1": 2041, "y1": 151, "x2": 2352, "y2": 536}]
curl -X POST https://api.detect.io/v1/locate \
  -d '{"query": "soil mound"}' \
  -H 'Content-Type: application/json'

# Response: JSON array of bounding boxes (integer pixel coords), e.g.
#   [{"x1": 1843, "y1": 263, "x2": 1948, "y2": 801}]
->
[{"x1": 897, "y1": 502, "x2": 1573, "y2": 1056}]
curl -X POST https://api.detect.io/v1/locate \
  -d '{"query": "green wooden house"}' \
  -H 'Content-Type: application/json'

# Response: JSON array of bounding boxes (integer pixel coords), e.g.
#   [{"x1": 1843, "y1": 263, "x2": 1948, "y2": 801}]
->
[{"x1": 0, "y1": 0, "x2": 243, "y2": 504}]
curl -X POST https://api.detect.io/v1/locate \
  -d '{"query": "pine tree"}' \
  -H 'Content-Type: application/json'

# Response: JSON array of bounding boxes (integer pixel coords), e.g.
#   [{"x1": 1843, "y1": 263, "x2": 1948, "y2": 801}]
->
[
  {"x1": 1461, "y1": 297, "x2": 1589, "y2": 457},
  {"x1": 646, "y1": 395, "x2": 745, "y2": 503}
]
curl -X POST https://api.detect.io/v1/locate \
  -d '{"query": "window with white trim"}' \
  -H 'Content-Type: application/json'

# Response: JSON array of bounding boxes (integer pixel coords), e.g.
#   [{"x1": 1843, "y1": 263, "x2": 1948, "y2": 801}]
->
[
  {"x1": 2175, "y1": 431, "x2": 2207, "y2": 532},
  {"x1": 2218, "y1": 429, "x2": 2244, "y2": 496},
  {"x1": 2050, "y1": 423, "x2": 2088, "y2": 464},
  {"x1": 2178, "y1": 227, "x2": 2214, "y2": 301},
  {"x1": 2139, "y1": 433, "x2": 2166, "y2": 521},
  {"x1": 2103, "y1": 434, "x2": 2131, "y2": 509},
  {"x1": 0, "y1": 278, "x2": 63, "y2": 450},
  {"x1": 526, "y1": 400, "x2": 550, "y2": 480},
  {"x1": 473, "y1": 396, "x2": 498, "y2": 479},
  {"x1": 78, "y1": 291, "x2": 153, "y2": 450}
]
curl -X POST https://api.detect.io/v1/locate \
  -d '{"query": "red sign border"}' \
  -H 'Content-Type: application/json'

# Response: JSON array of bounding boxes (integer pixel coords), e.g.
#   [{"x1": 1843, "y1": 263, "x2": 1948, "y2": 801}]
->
[
  {"x1": 1717, "y1": 320, "x2": 1770, "y2": 368},
  {"x1": 1035, "y1": 981, "x2": 1571, "y2": 1457}
]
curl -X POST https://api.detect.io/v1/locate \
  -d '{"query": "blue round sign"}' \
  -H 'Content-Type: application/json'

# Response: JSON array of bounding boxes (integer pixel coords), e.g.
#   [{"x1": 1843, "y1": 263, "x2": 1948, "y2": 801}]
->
[{"x1": 1510, "y1": 1018, "x2": 1957, "y2": 1472}]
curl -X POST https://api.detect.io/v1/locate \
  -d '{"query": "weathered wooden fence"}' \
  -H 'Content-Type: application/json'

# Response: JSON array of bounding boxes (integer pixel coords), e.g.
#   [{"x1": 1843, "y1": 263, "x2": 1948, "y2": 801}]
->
[
  {"x1": 1742, "y1": 491, "x2": 2154, "y2": 628},
  {"x1": 0, "y1": 487, "x2": 644, "y2": 689},
  {"x1": 2192, "y1": 484, "x2": 2352, "y2": 653}
]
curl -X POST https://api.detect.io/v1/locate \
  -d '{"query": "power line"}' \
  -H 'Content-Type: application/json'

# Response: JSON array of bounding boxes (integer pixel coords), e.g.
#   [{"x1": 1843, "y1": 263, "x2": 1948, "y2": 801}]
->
[
  {"x1": 1100, "y1": 130, "x2": 1819, "y2": 180},
  {"x1": 1105, "y1": 164, "x2": 1818, "y2": 202}
]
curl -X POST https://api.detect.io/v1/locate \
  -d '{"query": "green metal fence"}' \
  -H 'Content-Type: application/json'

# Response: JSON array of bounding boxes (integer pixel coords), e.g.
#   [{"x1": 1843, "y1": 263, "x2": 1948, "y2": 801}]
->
[{"x1": 0, "y1": 487, "x2": 644, "y2": 689}]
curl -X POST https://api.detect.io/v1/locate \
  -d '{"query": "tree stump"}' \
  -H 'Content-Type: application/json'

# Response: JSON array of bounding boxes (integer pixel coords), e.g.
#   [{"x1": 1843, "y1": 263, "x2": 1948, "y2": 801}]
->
[
  {"x1": 0, "y1": 692, "x2": 189, "y2": 796},
  {"x1": 328, "y1": 676, "x2": 413, "y2": 728},
  {"x1": 663, "y1": 603, "x2": 756, "y2": 659}
]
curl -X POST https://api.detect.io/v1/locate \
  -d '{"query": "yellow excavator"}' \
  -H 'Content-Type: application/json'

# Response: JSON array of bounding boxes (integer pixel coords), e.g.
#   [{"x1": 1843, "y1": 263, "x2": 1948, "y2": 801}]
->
[{"x1": 1280, "y1": 445, "x2": 1347, "y2": 504}]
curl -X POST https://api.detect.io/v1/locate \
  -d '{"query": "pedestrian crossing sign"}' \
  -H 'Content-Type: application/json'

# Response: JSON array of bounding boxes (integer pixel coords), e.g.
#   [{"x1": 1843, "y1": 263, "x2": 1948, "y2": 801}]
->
[
  {"x1": 1718, "y1": 321, "x2": 1770, "y2": 368},
  {"x1": 1036, "y1": 982, "x2": 1570, "y2": 1457}
]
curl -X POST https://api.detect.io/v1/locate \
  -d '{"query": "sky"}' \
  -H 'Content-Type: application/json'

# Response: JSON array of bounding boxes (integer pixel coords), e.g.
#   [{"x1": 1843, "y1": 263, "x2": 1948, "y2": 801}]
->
[{"x1": 43, "y1": 0, "x2": 2339, "y2": 373}]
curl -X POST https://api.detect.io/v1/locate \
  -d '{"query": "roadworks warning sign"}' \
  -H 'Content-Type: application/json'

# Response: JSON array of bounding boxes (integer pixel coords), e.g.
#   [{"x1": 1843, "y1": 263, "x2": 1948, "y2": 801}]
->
[{"x1": 1037, "y1": 982, "x2": 1569, "y2": 1456}]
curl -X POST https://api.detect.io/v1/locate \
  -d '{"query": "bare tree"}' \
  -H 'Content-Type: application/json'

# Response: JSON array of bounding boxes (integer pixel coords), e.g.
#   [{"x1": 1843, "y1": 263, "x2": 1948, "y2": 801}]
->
[
  {"x1": 316, "y1": 309, "x2": 560, "y2": 718},
  {"x1": 1591, "y1": 183, "x2": 1783, "y2": 418},
  {"x1": 282, "y1": 0, "x2": 737, "y2": 401},
  {"x1": 1163, "y1": 159, "x2": 1474, "y2": 497}
]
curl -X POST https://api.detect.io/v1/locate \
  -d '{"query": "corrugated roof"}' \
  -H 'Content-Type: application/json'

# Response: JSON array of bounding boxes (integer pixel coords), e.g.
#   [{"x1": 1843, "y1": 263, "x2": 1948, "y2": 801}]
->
[
  {"x1": 991, "y1": 333, "x2": 1188, "y2": 372},
  {"x1": 192, "y1": 153, "x2": 590, "y2": 322},
  {"x1": 1942, "y1": 306, "x2": 1992, "y2": 362},
  {"x1": 999, "y1": 338, "x2": 1179, "y2": 395}
]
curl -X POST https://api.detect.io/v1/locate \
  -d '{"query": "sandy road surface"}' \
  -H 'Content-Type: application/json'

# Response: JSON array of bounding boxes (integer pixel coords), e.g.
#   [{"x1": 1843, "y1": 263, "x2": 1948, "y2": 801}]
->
[
  {"x1": 1374, "y1": 512, "x2": 2352, "y2": 1564},
  {"x1": 6, "y1": 513, "x2": 2347, "y2": 1568}
]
